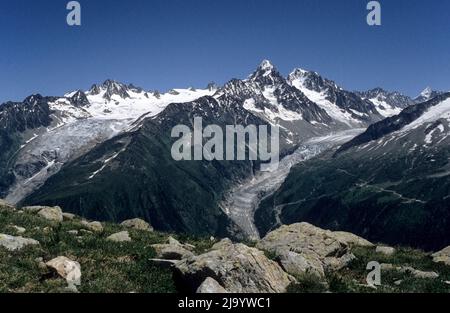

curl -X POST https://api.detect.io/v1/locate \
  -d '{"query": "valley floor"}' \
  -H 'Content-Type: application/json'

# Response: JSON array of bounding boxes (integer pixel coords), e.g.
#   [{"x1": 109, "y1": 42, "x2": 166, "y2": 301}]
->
[{"x1": 222, "y1": 129, "x2": 365, "y2": 240}]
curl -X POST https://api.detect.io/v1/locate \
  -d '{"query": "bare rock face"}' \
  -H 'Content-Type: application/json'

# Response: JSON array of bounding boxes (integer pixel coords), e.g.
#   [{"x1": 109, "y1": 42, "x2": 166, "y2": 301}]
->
[
  {"x1": 276, "y1": 249, "x2": 325, "y2": 278},
  {"x1": 432, "y1": 246, "x2": 450, "y2": 266},
  {"x1": 256, "y1": 223, "x2": 369, "y2": 278},
  {"x1": 120, "y1": 218, "x2": 153, "y2": 231},
  {"x1": 196, "y1": 277, "x2": 228, "y2": 293},
  {"x1": 0, "y1": 234, "x2": 39, "y2": 251},
  {"x1": 46, "y1": 256, "x2": 81, "y2": 288},
  {"x1": 37, "y1": 206, "x2": 63, "y2": 222},
  {"x1": 107, "y1": 231, "x2": 132, "y2": 242},
  {"x1": 175, "y1": 239, "x2": 294, "y2": 293}
]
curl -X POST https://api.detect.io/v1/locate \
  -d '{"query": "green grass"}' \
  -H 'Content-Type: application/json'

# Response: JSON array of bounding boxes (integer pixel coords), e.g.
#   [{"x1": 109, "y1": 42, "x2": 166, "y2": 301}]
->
[
  {"x1": 0, "y1": 205, "x2": 216, "y2": 293},
  {"x1": 2, "y1": 204, "x2": 450, "y2": 293},
  {"x1": 327, "y1": 246, "x2": 450, "y2": 293}
]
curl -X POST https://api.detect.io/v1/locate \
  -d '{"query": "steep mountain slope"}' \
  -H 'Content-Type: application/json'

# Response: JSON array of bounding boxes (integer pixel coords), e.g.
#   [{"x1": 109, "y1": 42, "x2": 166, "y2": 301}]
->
[
  {"x1": 21, "y1": 96, "x2": 274, "y2": 237},
  {"x1": 2, "y1": 60, "x2": 409, "y2": 238},
  {"x1": 288, "y1": 69, "x2": 383, "y2": 124},
  {"x1": 0, "y1": 81, "x2": 216, "y2": 204},
  {"x1": 256, "y1": 93, "x2": 450, "y2": 251},
  {"x1": 355, "y1": 88, "x2": 414, "y2": 117}
]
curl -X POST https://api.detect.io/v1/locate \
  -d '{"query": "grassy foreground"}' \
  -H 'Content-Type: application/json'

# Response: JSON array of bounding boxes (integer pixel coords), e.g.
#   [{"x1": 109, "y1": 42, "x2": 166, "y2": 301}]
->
[
  {"x1": 0, "y1": 204, "x2": 213, "y2": 293},
  {"x1": 1, "y1": 203, "x2": 450, "y2": 293}
]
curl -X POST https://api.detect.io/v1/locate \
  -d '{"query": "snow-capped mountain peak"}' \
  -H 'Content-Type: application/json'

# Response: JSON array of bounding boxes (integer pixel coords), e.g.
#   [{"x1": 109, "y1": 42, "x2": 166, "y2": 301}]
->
[
  {"x1": 288, "y1": 68, "x2": 381, "y2": 125},
  {"x1": 258, "y1": 59, "x2": 274, "y2": 71},
  {"x1": 419, "y1": 86, "x2": 433, "y2": 99},
  {"x1": 414, "y1": 87, "x2": 444, "y2": 103},
  {"x1": 247, "y1": 60, "x2": 284, "y2": 86}
]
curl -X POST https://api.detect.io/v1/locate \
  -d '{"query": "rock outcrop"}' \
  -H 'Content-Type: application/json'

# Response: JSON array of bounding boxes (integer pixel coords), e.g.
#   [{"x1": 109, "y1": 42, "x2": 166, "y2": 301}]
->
[
  {"x1": 256, "y1": 223, "x2": 371, "y2": 278},
  {"x1": 175, "y1": 239, "x2": 294, "y2": 293},
  {"x1": 432, "y1": 246, "x2": 450, "y2": 266}
]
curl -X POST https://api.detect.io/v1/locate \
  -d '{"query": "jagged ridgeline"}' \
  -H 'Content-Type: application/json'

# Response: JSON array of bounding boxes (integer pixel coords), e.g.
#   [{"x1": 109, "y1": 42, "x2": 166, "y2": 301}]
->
[
  {"x1": 0, "y1": 60, "x2": 444, "y2": 242},
  {"x1": 256, "y1": 93, "x2": 450, "y2": 251}
]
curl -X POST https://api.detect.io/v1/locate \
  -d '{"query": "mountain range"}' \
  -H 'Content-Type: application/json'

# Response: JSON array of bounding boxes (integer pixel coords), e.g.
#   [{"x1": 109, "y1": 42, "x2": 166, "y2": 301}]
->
[{"x1": 0, "y1": 60, "x2": 448, "y2": 245}]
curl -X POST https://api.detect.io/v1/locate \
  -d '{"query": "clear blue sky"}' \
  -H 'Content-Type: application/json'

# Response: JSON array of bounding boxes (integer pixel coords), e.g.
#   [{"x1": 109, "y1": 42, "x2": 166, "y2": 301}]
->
[{"x1": 0, "y1": 0, "x2": 449, "y2": 102}]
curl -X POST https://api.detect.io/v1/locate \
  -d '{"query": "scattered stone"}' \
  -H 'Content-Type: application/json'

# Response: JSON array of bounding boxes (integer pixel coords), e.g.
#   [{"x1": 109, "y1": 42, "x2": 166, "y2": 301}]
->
[
  {"x1": 432, "y1": 246, "x2": 450, "y2": 266},
  {"x1": 11, "y1": 225, "x2": 26, "y2": 234},
  {"x1": 81, "y1": 220, "x2": 103, "y2": 233},
  {"x1": 22, "y1": 206, "x2": 46, "y2": 214},
  {"x1": 210, "y1": 236, "x2": 215, "y2": 242},
  {"x1": 43, "y1": 227, "x2": 52, "y2": 234},
  {"x1": 37, "y1": 206, "x2": 63, "y2": 222},
  {"x1": 35, "y1": 257, "x2": 47, "y2": 269},
  {"x1": 376, "y1": 246, "x2": 396, "y2": 256},
  {"x1": 403, "y1": 267, "x2": 439, "y2": 279},
  {"x1": 120, "y1": 218, "x2": 153, "y2": 231},
  {"x1": 46, "y1": 256, "x2": 81, "y2": 288},
  {"x1": 151, "y1": 243, "x2": 194, "y2": 260},
  {"x1": 62, "y1": 212, "x2": 76, "y2": 221},
  {"x1": 380, "y1": 263, "x2": 395, "y2": 271},
  {"x1": 0, "y1": 234, "x2": 39, "y2": 251},
  {"x1": 394, "y1": 280, "x2": 403, "y2": 286},
  {"x1": 116, "y1": 256, "x2": 133, "y2": 263},
  {"x1": 196, "y1": 277, "x2": 228, "y2": 293},
  {"x1": 67, "y1": 230, "x2": 79, "y2": 235},
  {"x1": 107, "y1": 231, "x2": 132, "y2": 242},
  {"x1": 175, "y1": 239, "x2": 294, "y2": 293},
  {"x1": 79, "y1": 229, "x2": 93, "y2": 235},
  {"x1": 381, "y1": 263, "x2": 439, "y2": 279}
]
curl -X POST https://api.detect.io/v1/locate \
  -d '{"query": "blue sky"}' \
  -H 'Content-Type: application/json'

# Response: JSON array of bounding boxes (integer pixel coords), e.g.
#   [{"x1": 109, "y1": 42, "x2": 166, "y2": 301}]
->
[{"x1": 0, "y1": 0, "x2": 449, "y2": 102}]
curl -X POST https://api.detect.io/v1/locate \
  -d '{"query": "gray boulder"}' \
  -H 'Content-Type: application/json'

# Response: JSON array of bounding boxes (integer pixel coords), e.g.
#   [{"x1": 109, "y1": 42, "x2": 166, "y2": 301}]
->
[
  {"x1": 432, "y1": 246, "x2": 450, "y2": 266},
  {"x1": 376, "y1": 246, "x2": 396, "y2": 256},
  {"x1": 37, "y1": 206, "x2": 63, "y2": 222},
  {"x1": 0, "y1": 234, "x2": 39, "y2": 251},
  {"x1": 62, "y1": 213, "x2": 76, "y2": 221},
  {"x1": 120, "y1": 218, "x2": 153, "y2": 231},
  {"x1": 196, "y1": 277, "x2": 228, "y2": 293},
  {"x1": 175, "y1": 239, "x2": 294, "y2": 293},
  {"x1": 107, "y1": 231, "x2": 132, "y2": 242},
  {"x1": 81, "y1": 220, "x2": 103, "y2": 233}
]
